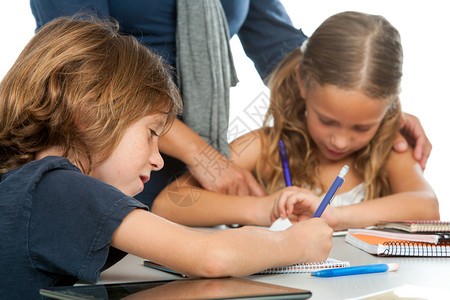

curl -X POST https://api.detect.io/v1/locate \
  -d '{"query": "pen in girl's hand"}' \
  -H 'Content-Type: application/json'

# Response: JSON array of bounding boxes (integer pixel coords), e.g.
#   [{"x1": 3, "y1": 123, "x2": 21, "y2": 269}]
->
[
  {"x1": 278, "y1": 140, "x2": 292, "y2": 187},
  {"x1": 312, "y1": 165, "x2": 349, "y2": 218}
]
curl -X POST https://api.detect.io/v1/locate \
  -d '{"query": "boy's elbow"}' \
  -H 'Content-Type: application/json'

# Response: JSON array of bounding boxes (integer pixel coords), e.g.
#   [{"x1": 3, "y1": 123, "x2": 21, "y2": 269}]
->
[
  {"x1": 188, "y1": 238, "x2": 246, "y2": 278},
  {"x1": 194, "y1": 249, "x2": 230, "y2": 278}
]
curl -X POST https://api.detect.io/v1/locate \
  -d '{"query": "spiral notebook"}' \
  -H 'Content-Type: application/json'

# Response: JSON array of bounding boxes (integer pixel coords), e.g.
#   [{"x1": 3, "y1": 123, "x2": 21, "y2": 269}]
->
[
  {"x1": 255, "y1": 258, "x2": 350, "y2": 275},
  {"x1": 376, "y1": 220, "x2": 450, "y2": 233},
  {"x1": 345, "y1": 229, "x2": 450, "y2": 257},
  {"x1": 145, "y1": 258, "x2": 350, "y2": 277}
]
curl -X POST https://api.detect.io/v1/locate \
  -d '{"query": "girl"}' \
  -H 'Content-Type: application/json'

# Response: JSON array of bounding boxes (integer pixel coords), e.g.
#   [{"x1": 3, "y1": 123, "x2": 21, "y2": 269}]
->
[
  {"x1": 0, "y1": 17, "x2": 332, "y2": 299},
  {"x1": 152, "y1": 11, "x2": 439, "y2": 228}
]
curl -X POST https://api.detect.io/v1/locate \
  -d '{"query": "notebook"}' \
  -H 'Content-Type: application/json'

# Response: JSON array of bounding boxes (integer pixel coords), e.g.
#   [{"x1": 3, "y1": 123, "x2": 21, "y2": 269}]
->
[
  {"x1": 345, "y1": 228, "x2": 442, "y2": 244},
  {"x1": 255, "y1": 258, "x2": 350, "y2": 275},
  {"x1": 345, "y1": 228, "x2": 450, "y2": 257},
  {"x1": 376, "y1": 220, "x2": 450, "y2": 233},
  {"x1": 145, "y1": 257, "x2": 350, "y2": 276}
]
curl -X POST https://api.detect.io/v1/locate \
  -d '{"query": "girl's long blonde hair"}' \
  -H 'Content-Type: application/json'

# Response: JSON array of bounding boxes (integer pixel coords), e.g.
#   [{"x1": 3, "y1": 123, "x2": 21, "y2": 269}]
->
[
  {"x1": 0, "y1": 17, "x2": 182, "y2": 175},
  {"x1": 257, "y1": 11, "x2": 403, "y2": 200}
]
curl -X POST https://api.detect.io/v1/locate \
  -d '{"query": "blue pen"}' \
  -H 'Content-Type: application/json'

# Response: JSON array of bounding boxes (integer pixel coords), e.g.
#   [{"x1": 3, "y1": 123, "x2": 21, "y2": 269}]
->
[
  {"x1": 312, "y1": 165, "x2": 349, "y2": 218},
  {"x1": 311, "y1": 263, "x2": 399, "y2": 277},
  {"x1": 278, "y1": 140, "x2": 292, "y2": 187}
]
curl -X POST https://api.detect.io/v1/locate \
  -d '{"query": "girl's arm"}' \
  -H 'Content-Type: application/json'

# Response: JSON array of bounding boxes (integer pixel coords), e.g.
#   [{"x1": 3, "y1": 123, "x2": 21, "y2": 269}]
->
[
  {"x1": 333, "y1": 148, "x2": 439, "y2": 230},
  {"x1": 152, "y1": 130, "x2": 271, "y2": 226},
  {"x1": 273, "y1": 148, "x2": 439, "y2": 231},
  {"x1": 151, "y1": 173, "x2": 273, "y2": 226},
  {"x1": 111, "y1": 209, "x2": 333, "y2": 278}
]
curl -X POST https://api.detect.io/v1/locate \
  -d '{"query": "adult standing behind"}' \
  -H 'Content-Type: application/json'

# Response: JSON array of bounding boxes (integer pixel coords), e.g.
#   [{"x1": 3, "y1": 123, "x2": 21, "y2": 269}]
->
[{"x1": 30, "y1": 0, "x2": 431, "y2": 208}]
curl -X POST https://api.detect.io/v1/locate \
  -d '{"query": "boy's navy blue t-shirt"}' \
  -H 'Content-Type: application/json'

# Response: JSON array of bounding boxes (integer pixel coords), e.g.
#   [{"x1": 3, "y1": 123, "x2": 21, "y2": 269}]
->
[{"x1": 0, "y1": 156, "x2": 148, "y2": 299}]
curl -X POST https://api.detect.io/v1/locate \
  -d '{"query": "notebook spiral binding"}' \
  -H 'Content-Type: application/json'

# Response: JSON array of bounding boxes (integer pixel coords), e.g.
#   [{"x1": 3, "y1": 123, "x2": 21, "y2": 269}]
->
[
  {"x1": 413, "y1": 221, "x2": 450, "y2": 232},
  {"x1": 256, "y1": 259, "x2": 350, "y2": 275},
  {"x1": 381, "y1": 240, "x2": 450, "y2": 257}
]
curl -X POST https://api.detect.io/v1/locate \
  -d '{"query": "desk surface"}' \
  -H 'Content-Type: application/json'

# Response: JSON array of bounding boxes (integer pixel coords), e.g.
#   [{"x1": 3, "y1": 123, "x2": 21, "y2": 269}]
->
[{"x1": 98, "y1": 236, "x2": 450, "y2": 299}]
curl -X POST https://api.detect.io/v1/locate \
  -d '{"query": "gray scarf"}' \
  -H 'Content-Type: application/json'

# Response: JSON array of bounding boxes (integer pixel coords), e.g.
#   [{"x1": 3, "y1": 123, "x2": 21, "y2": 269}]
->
[{"x1": 176, "y1": 0, "x2": 238, "y2": 157}]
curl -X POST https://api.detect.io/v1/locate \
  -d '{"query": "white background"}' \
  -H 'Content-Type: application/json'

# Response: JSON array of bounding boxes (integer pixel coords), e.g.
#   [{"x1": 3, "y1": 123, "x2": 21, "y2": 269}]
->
[{"x1": 1, "y1": 1, "x2": 448, "y2": 220}]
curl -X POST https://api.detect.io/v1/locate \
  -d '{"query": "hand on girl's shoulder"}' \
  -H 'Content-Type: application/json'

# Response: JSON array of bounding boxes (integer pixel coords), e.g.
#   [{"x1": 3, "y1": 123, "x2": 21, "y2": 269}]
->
[{"x1": 386, "y1": 145, "x2": 416, "y2": 166}]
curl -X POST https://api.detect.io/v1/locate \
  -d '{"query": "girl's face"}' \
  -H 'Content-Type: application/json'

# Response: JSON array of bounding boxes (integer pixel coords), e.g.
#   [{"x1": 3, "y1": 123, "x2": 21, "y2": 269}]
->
[
  {"x1": 302, "y1": 84, "x2": 388, "y2": 163},
  {"x1": 90, "y1": 113, "x2": 167, "y2": 197}
]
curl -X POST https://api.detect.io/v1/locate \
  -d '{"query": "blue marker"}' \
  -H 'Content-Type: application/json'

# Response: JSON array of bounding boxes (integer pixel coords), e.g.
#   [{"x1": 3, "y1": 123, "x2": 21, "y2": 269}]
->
[
  {"x1": 312, "y1": 165, "x2": 349, "y2": 218},
  {"x1": 311, "y1": 263, "x2": 399, "y2": 277},
  {"x1": 278, "y1": 140, "x2": 292, "y2": 187}
]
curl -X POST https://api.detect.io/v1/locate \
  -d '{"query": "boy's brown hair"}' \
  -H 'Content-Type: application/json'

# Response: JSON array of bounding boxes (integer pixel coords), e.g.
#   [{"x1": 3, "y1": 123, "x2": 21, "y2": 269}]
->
[{"x1": 0, "y1": 17, "x2": 182, "y2": 174}]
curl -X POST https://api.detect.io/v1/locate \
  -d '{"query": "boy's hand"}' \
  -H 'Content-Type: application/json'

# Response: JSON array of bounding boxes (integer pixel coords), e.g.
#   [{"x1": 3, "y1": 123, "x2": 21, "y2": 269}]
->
[{"x1": 287, "y1": 218, "x2": 333, "y2": 263}]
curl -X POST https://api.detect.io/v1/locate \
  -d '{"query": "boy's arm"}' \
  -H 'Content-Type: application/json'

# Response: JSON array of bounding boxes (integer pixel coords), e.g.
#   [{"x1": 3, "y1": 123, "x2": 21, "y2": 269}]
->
[{"x1": 111, "y1": 209, "x2": 333, "y2": 278}]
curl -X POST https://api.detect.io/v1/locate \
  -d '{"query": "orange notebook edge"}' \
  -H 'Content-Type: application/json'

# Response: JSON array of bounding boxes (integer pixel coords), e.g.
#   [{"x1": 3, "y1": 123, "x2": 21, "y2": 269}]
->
[{"x1": 346, "y1": 229, "x2": 440, "y2": 244}]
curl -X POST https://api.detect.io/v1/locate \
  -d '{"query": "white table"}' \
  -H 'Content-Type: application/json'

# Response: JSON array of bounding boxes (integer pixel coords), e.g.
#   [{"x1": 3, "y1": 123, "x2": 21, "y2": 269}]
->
[{"x1": 97, "y1": 236, "x2": 450, "y2": 299}]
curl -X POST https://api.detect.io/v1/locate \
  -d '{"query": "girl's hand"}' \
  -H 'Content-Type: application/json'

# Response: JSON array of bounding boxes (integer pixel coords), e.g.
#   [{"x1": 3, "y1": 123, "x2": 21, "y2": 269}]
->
[
  {"x1": 270, "y1": 187, "x2": 342, "y2": 230},
  {"x1": 270, "y1": 186, "x2": 318, "y2": 222}
]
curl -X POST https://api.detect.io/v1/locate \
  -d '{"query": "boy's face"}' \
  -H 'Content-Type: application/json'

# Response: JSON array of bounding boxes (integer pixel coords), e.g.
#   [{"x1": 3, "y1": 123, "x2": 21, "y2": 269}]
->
[
  {"x1": 90, "y1": 113, "x2": 167, "y2": 197},
  {"x1": 302, "y1": 84, "x2": 388, "y2": 163}
]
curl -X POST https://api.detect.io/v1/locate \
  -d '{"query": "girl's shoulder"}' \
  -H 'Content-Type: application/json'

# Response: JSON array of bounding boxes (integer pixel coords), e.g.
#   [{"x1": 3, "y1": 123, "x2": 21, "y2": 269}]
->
[
  {"x1": 229, "y1": 129, "x2": 265, "y2": 170},
  {"x1": 385, "y1": 146, "x2": 417, "y2": 172},
  {"x1": 230, "y1": 129, "x2": 264, "y2": 154},
  {"x1": 383, "y1": 146, "x2": 426, "y2": 191}
]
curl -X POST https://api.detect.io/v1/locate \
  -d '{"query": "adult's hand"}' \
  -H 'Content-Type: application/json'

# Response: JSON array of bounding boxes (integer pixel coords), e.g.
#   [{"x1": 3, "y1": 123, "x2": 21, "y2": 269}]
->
[
  {"x1": 159, "y1": 119, "x2": 266, "y2": 197},
  {"x1": 188, "y1": 150, "x2": 266, "y2": 197},
  {"x1": 392, "y1": 112, "x2": 431, "y2": 170}
]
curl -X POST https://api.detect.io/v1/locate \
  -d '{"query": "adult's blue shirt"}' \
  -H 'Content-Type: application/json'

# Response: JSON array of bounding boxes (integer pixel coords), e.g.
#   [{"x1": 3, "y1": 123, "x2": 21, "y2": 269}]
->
[{"x1": 30, "y1": 0, "x2": 307, "y2": 80}]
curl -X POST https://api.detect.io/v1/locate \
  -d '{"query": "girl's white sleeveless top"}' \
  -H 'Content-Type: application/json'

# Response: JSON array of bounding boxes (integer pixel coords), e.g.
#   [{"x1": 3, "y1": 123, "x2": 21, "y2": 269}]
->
[{"x1": 325, "y1": 183, "x2": 366, "y2": 207}]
